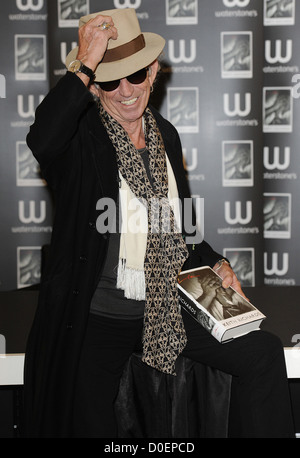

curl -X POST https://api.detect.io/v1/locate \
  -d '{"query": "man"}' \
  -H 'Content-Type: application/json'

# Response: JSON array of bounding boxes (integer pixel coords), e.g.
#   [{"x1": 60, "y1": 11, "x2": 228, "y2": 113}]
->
[{"x1": 23, "y1": 8, "x2": 295, "y2": 438}]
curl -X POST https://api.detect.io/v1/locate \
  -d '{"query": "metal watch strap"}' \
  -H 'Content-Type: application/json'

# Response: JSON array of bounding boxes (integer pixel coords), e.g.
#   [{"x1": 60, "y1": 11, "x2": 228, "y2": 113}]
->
[{"x1": 215, "y1": 258, "x2": 231, "y2": 271}]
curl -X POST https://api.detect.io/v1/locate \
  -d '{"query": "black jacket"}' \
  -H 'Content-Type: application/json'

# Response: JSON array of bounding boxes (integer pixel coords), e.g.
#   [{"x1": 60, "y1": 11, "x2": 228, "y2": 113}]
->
[{"x1": 23, "y1": 72, "x2": 221, "y2": 437}]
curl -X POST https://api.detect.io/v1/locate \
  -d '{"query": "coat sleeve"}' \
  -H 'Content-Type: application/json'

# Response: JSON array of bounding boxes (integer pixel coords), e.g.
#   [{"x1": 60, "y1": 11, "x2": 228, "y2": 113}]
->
[{"x1": 26, "y1": 72, "x2": 94, "y2": 177}]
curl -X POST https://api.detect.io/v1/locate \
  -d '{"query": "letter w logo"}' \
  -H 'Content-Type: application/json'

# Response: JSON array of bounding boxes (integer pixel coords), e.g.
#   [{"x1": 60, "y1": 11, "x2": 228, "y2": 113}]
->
[
  {"x1": 224, "y1": 201, "x2": 252, "y2": 225},
  {"x1": 16, "y1": 0, "x2": 44, "y2": 11},
  {"x1": 19, "y1": 200, "x2": 46, "y2": 224},
  {"x1": 263, "y1": 147, "x2": 290, "y2": 170},
  {"x1": 265, "y1": 40, "x2": 293, "y2": 64},
  {"x1": 113, "y1": 0, "x2": 141, "y2": 8},
  {"x1": 264, "y1": 252, "x2": 289, "y2": 276},
  {"x1": 168, "y1": 40, "x2": 197, "y2": 64},
  {"x1": 224, "y1": 93, "x2": 251, "y2": 117},
  {"x1": 223, "y1": 0, "x2": 250, "y2": 6}
]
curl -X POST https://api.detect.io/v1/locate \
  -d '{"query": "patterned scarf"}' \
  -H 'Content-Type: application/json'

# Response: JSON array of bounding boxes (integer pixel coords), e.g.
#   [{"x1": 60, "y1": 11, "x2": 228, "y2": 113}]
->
[{"x1": 99, "y1": 104, "x2": 189, "y2": 375}]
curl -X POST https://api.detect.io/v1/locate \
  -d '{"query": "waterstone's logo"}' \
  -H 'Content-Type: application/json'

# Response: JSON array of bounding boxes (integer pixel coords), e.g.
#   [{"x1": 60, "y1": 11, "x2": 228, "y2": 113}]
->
[
  {"x1": 113, "y1": 0, "x2": 142, "y2": 9},
  {"x1": 264, "y1": 252, "x2": 289, "y2": 276},
  {"x1": 18, "y1": 200, "x2": 47, "y2": 224},
  {"x1": 17, "y1": 94, "x2": 44, "y2": 118},
  {"x1": 217, "y1": 92, "x2": 258, "y2": 127},
  {"x1": 60, "y1": 41, "x2": 77, "y2": 66},
  {"x1": 264, "y1": 146, "x2": 290, "y2": 170},
  {"x1": 265, "y1": 39, "x2": 293, "y2": 65},
  {"x1": 224, "y1": 201, "x2": 252, "y2": 225},
  {"x1": 264, "y1": 252, "x2": 295, "y2": 286},
  {"x1": 168, "y1": 39, "x2": 197, "y2": 64},
  {"x1": 223, "y1": 0, "x2": 251, "y2": 6},
  {"x1": 223, "y1": 92, "x2": 252, "y2": 117},
  {"x1": 16, "y1": 0, "x2": 44, "y2": 11}
]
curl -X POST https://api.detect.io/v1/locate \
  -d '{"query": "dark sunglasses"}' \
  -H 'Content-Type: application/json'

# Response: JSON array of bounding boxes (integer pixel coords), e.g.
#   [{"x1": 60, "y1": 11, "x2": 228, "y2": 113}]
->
[{"x1": 98, "y1": 67, "x2": 149, "y2": 92}]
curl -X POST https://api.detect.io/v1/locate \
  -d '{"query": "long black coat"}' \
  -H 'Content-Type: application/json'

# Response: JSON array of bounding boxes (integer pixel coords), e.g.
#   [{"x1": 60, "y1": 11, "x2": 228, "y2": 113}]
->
[{"x1": 23, "y1": 72, "x2": 221, "y2": 437}]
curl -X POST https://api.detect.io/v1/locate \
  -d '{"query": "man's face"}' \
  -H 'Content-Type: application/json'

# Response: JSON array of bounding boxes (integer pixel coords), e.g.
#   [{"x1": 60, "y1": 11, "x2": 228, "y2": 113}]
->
[{"x1": 96, "y1": 61, "x2": 158, "y2": 129}]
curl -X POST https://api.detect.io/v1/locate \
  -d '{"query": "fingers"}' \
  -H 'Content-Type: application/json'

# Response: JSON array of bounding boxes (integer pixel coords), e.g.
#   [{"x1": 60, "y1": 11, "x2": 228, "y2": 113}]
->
[
  {"x1": 213, "y1": 263, "x2": 247, "y2": 299},
  {"x1": 222, "y1": 271, "x2": 248, "y2": 300},
  {"x1": 89, "y1": 14, "x2": 113, "y2": 27},
  {"x1": 87, "y1": 15, "x2": 118, "y2": 40},
  {"x1": 220, "y1": 268, "x2": 235, "y2": 289},
  {"x1": 76, "y1": 15, "x2": 118, "y2": 73}
]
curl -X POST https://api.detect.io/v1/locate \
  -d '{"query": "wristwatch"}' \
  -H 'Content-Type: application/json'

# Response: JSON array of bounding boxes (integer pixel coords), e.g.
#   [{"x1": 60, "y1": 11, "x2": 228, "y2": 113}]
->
[
  {"x1": 215, "y1": 258, "x2": 231, "y2": 271},
  {"x1": 68, "y1": 60, "x2": 95, "y2": 83}
]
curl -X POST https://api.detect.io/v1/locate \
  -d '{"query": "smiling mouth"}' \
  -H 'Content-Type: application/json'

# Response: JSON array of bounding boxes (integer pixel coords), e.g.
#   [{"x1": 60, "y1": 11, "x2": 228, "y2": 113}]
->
[{"x1": 121, "y1": 98, "x2": 138, "y2": 106}]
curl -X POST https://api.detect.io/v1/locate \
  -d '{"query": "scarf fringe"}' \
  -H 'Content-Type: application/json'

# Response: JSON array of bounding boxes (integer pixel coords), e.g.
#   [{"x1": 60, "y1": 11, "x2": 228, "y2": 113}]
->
[{"x1": 117, "y1": 259, "x2": 146, "y2": 301}]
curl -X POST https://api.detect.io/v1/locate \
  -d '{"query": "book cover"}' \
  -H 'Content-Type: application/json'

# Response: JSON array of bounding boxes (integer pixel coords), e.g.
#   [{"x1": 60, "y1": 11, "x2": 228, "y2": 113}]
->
[{"x1": 177, "y1": 266, "x2": 266, "y2": 343}]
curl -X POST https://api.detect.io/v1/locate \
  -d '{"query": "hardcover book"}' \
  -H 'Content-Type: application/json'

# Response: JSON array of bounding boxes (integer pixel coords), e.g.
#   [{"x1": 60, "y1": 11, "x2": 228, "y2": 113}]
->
[{"x1": 177, "y1": 266, "x2": 266, "y2": 343}]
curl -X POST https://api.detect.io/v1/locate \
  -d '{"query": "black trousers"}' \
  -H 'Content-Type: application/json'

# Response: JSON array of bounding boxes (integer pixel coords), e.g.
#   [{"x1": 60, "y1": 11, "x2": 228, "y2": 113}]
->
[{"x1": 72, "y1": 311, "x2": 295, "y2": 438}]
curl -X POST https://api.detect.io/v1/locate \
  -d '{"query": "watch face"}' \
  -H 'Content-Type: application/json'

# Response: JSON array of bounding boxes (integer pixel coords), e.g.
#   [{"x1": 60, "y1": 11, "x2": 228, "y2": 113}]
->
[{"x1": 69, "y1": 60, "x2": 81, "y2": 73}]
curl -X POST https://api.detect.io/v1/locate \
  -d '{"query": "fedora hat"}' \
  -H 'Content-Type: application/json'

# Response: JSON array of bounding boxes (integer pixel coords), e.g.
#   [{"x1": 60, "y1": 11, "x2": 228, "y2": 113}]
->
[{"x1": 66, "y1": 8, "x2": 165, "y2": 82}]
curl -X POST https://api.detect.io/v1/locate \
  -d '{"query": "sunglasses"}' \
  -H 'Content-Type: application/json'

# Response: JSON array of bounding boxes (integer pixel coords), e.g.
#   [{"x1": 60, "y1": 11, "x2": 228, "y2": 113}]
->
[{"x1": 98, "y1": 67, "x2": 149, "y2": 92}]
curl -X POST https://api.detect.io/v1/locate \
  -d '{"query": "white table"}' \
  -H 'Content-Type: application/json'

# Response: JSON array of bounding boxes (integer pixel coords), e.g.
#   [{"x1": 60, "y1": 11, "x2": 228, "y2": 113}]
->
[{"x1": 1, "y1": 347, "x2": 299, "y2": 386}]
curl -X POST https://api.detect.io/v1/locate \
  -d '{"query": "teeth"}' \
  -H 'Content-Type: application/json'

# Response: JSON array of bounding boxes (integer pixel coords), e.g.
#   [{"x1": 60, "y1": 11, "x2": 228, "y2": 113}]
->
[{"x1": 121, "y1": 98, "x2": 138, "y2": 106}]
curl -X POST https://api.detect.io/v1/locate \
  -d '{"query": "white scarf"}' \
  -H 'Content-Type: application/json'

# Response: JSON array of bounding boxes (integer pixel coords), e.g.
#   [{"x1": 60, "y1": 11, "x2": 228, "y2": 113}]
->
[{"x1": 117, "y1": 155, "x2": 181, "y2": 301}]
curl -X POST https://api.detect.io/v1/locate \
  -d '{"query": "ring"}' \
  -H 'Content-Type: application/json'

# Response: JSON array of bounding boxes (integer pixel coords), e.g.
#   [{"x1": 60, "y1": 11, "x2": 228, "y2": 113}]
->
[{"x1": 98, "y1": 22, "x2": 111, "y2": 30}]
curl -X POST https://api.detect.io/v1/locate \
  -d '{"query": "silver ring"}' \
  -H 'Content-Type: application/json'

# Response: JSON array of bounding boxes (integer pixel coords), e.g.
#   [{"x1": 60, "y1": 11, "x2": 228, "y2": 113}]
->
[{"x1": 98, "y1": 22, "x2": 111, "y2": 30}]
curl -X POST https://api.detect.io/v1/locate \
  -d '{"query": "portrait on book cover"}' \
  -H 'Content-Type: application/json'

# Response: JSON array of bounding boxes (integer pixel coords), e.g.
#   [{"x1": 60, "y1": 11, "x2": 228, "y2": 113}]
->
[{"x1": 180, "y1": 269, "x2": 255, "y2": 321}]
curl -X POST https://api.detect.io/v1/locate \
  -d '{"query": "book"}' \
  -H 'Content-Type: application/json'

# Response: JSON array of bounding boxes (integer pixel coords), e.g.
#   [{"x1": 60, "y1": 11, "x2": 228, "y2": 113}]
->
[{"x1": 177, "y1": 266, "x2": 266, "y2": 343}]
